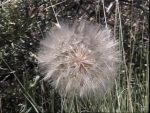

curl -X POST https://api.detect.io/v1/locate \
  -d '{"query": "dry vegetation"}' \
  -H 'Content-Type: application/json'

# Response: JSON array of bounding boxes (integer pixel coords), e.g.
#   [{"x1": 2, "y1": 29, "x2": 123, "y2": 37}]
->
[{"x1": 0, "y1": 0, "x2": 149, "y2": 113}]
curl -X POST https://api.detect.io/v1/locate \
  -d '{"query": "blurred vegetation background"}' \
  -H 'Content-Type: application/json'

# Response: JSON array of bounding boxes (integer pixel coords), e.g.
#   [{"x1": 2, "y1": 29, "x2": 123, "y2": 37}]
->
[{"x1": 0, "y1": 0, "x2": 149, "y2": 113}]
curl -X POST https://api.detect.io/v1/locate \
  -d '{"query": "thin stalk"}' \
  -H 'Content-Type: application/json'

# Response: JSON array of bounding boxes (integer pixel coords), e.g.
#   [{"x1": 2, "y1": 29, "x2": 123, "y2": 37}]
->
[{"x1": 1, "y1": 58, "x2": 40, "y2": 113}]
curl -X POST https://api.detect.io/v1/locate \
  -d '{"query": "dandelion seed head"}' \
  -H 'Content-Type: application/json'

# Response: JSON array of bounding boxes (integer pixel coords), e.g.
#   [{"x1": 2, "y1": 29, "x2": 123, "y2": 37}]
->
[{"x1": 38, "y1": 20, "x2": 120, "y2": 98}]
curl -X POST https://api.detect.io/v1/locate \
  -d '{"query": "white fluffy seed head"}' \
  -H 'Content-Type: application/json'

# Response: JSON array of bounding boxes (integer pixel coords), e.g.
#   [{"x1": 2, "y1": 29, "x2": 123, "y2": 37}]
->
[{"x1": 38, "y1": 20, "x2": 120, "y2": 98}]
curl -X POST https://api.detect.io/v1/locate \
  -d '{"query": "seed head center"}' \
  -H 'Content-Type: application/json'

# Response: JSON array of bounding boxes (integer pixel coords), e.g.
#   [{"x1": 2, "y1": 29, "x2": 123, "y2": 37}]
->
[{"x1": 70, "y1": 48, "x2": 92, "y2": 73}]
